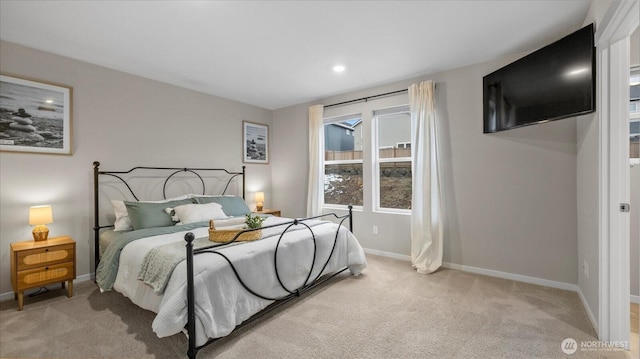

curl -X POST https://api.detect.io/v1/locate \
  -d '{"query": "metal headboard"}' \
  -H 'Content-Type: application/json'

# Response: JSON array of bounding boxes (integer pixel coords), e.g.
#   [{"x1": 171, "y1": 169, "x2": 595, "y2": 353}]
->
[{"x1": 92, "y1": 161, "x2": 246, "y2": 273}]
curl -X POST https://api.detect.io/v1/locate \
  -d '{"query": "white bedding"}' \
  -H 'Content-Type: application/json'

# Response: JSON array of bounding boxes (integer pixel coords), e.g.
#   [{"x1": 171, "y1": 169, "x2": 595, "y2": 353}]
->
[{"x1": 112, "y1": 216, "x2": 367, "y2": 345}]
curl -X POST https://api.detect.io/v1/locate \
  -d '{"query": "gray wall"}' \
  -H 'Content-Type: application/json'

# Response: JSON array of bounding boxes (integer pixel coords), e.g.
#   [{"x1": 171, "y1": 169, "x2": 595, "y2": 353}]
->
[
  {"x1": 0, "y1": 40, "x2": 273, "y2": 296},
  {"x1": 273, "y1": 54, "x2": 579, "y2": 284},
  {"x1": 576, "y1": 111, "x2": 600, "y2": 314}
]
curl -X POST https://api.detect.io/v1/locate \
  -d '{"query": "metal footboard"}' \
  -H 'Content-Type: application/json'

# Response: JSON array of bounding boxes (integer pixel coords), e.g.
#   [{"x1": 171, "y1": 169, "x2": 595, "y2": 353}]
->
[{"x1": 184, "y1": 206, "x2": 354, "y2": 359}]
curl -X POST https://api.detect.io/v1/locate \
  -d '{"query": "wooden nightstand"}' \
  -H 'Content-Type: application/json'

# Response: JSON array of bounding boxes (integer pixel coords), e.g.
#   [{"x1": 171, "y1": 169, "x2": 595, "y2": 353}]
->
[
  {"x1": 10, "y1": 236, "x2": 76, "y2": 311},
  {"x1": 253, "y1": 209, "x2": 281, "y2": 217}
]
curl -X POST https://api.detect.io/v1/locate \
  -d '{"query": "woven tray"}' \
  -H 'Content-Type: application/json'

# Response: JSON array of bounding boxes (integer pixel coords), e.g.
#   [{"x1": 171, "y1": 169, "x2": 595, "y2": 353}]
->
[{"x1": 208, "y1": 220, "x2": 262, "y2": 243}]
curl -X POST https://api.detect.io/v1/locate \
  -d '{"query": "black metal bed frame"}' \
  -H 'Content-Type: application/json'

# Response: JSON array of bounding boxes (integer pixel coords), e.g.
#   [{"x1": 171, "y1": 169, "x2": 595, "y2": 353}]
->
[
  {"x1": 92, "y1": 162, "x2": 354, "y2": 359},
  {"x1": 92, "y1": 161, "x2": 246, "y2": 273}
]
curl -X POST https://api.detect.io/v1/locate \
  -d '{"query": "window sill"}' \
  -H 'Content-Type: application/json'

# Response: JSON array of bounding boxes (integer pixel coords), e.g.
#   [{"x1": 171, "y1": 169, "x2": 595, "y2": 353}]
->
[
  {"x1": 373, "y1": 209, "x2": 411, "y2": 216},
  {"x1": 323, "y1": 204, "x2": 363, "y2": 212}
]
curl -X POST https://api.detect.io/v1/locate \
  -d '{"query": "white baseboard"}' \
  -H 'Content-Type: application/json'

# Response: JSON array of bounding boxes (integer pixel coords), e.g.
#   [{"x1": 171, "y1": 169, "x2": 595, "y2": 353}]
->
[
  {"x1": 363, "y1": 248, "x2": 411, "y2": 262},
  {"x1": 0, "y1": 273, "x2": 93, "y2": 302},
  {"x1": 576, "y1": 287, "x2": 600, "y2": 334},
  {"x1": 632, "y1": 294, "x2": 640, "y2": 304},
  {"x1": 441, "y1": 261, "x2": 578, "y2": 291}
]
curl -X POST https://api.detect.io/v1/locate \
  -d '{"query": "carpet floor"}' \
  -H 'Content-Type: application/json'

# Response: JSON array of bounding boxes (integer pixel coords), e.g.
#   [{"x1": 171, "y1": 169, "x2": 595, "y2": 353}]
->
[{"x1": 0, "y1": 254, "x2": 632, "y2": 358}]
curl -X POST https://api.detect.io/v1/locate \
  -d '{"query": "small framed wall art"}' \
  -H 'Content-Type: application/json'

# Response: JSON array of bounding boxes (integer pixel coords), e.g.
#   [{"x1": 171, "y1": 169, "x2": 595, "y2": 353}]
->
[
  {"x1": 0, "y1": 74, "x2": 73, "y2": 155},
  {"x1": 243, "y1": 121, "x2": 269, "y2": 164}
]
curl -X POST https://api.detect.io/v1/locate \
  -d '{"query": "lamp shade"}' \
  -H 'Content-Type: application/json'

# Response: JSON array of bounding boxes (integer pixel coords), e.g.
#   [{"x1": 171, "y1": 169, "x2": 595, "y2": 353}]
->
[
  {"x1": 29, "y1": 205, "x2": 53, "y2": 225},
  {"x1": 255, "y1": 192, "x2": 264, "y2": 211}
]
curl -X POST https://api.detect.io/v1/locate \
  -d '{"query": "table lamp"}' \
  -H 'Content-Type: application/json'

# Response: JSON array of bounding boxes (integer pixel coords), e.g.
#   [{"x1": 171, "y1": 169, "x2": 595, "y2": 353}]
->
[
  {"x1": 29, "y1": 205, "x2": 53, "y2": 241},
  {"x1": 255, "y1": 192, "x2": 264, "y2": 211}
]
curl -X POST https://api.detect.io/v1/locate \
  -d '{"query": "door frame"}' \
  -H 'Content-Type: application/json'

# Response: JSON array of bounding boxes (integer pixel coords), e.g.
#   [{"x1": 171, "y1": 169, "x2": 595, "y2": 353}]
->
[{"x1": 596, "y1": 0, "x2": 638, "y2": 345}]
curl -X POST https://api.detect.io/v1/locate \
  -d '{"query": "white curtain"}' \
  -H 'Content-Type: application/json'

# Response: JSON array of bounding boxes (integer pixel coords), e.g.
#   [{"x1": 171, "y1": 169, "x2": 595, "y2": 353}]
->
[
  {"x1": 306, "y1": 104, "x2": 324, "y2": 217},
  {"x1": 409, "y1": 81, "x2": 443, "y2": 274}
]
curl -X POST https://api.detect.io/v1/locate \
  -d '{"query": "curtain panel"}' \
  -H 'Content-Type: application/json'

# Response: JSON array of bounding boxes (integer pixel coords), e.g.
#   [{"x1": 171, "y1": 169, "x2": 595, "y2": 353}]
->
[
  {"x1": 409, "y1": 81, "x2": 443, "y2": 274},
  {"x1": 307, "y1": 104, "x2": 324, "y2": 217}
]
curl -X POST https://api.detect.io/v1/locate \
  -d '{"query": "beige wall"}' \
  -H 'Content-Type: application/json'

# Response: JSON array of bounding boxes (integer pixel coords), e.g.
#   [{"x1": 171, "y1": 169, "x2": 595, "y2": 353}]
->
[
  {"x1": 273, "y1": 53, "x2": 580, "y2": 284},
  {"x1": 0, "y1": 41, "x2": 273, "y2": 296}
]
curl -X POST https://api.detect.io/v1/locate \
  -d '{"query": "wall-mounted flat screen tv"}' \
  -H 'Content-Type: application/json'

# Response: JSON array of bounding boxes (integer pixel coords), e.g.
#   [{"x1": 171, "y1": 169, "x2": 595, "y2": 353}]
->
[{"x1": 483, "y1": 23, "x2": 595, "y2": 133}]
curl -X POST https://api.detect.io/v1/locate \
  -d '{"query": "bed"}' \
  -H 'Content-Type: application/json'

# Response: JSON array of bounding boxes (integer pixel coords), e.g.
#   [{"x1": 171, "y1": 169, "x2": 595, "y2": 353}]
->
[{"x1": 92, "y1": 162, "x2": 367, "y2": 358}]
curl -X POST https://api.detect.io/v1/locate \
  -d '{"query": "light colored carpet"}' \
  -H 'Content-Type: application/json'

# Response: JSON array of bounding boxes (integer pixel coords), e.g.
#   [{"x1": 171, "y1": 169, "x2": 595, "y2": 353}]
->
[{"x1": 0, "y1": 255, "x2": 631, "y2": 358}]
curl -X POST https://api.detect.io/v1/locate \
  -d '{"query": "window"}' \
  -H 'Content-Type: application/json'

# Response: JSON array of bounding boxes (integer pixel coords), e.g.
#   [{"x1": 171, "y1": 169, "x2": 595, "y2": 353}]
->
[
  {"x1": 631, "y1": 67, "x2": 639, "y2": 159},
  {"x1": 324, "y1": 115, "x2": 363, "y2": 206},
  {"x1": 373, "y1": 106, "x2": 412, "y2": 211}
]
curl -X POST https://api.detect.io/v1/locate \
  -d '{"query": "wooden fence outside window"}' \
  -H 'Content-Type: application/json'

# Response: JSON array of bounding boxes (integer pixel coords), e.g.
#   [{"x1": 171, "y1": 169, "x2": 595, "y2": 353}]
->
[{"x1": 325, "y1": 148, "x2": 411, "y2": 161}]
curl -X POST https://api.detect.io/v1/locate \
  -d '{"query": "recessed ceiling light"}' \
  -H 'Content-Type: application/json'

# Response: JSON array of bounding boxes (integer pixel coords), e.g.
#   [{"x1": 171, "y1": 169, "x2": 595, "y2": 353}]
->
[{"x1": 333, "y1": 65, "x2": 346, "y2": 73}]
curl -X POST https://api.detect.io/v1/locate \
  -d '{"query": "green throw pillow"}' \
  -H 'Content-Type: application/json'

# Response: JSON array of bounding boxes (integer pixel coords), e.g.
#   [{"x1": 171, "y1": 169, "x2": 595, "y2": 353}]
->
[{"x1": 124, "y1": 198, "x2": 194, "y2": 230}]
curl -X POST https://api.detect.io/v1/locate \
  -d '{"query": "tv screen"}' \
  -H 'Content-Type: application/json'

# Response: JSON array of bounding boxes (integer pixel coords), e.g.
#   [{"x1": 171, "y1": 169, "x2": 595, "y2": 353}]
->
[{"x1": 483, "y1": 23, "x2": 595, "y2": 133}]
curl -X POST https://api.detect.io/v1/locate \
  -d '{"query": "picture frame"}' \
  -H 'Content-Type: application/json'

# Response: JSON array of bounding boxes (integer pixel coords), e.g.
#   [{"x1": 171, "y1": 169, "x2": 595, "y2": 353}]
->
[
  {"x1": 243, "y1": 121, "x2": 269, "y2": 164},
  {"x1": 0, "y1": 74, "x2": 73, "y2": 155}
]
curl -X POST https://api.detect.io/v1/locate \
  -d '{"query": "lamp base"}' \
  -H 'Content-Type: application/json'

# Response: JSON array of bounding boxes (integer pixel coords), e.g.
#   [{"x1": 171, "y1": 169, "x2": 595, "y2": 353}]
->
[
  {"x1": 32, "y1": 225, "x2": 49, "y2": 242},
  {"x1": 256, "y1": 203, "x2": 263, "y2": 211}
]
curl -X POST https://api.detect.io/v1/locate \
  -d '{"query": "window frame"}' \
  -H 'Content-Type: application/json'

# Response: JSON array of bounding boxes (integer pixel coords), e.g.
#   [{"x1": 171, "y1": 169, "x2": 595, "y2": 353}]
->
[
  {"x1": 372, "y1": 105, "x2": 412, "y2": 214},
  {"x1": 630, "y1": 66, "x2": 639, "y2": 164},
  {"x1": 323, "y1": 113, "x2": 364, "y2": 210}
]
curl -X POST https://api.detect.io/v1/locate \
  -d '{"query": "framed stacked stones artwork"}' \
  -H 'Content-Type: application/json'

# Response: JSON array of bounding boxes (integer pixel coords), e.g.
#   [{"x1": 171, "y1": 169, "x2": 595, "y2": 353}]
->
[
  {"x1": 0, "y1": 74, "x2": 72, "y2": 155},
  {"x1": 243, "y1": 121, "x2": 269, "y2": 164}
]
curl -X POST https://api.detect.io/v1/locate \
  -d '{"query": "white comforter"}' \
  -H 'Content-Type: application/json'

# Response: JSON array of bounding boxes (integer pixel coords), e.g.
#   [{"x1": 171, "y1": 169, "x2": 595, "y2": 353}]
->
[{"x1": 112, "y1": 216, "x2": 367, "y2": 345}]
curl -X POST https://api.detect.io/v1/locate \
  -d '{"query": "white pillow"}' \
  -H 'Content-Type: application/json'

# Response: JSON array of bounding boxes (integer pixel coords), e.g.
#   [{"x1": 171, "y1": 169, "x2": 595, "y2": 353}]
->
[
  {"x1": 170, "y1": 202, "x2": 228, "y2": 225},
  {"x1": 111, "y1": 195, "x2": 190, "y2": 231},
  {"x1": 111, "y1": 200, "x2": 132, "y2": 231}
]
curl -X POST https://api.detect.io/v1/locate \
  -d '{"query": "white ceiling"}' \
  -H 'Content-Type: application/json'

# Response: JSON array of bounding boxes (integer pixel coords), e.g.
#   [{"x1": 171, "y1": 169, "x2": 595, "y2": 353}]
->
[{"x1": 0, "y1": 1, "x2": 593, "y2": 110}]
